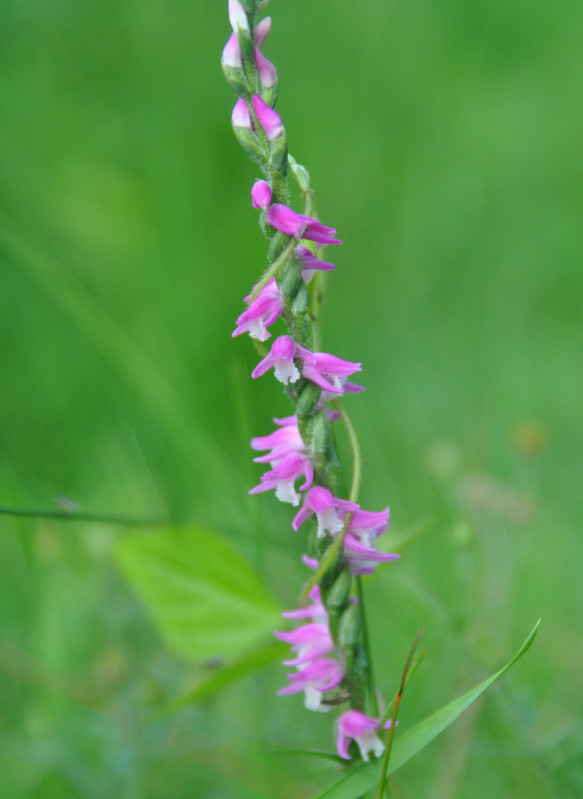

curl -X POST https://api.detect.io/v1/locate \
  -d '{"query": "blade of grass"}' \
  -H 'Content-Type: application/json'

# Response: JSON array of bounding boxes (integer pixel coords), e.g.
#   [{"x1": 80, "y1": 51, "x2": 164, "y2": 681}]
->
[{"x1": 311, "y1": 620, "x2": 541, "y2": 799}]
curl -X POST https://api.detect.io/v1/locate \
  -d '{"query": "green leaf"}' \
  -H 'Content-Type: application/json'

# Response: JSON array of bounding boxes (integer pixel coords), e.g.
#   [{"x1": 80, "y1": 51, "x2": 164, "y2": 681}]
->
[
  {"x1": 116, "y1": 526, "x2": 281, "y2": 662},
  {"x1": 271, "y1": 749, "x2": 344, "y2": 764},
  {"x1": 156, "y1": 641, "x2": 287, "y2": 717},
  {"x1": 312, "y1": 619, "x2": 541, "y2": 799}
]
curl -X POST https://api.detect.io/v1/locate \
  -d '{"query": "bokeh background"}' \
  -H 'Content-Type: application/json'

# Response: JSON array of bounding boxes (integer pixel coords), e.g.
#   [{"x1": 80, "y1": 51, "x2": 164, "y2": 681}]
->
[{"x1": 1, "y1": 0, "x2": 582, "y2": 796}]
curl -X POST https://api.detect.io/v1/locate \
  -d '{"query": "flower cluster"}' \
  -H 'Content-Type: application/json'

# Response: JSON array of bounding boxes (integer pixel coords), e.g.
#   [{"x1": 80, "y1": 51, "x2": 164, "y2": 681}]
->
[
  {"x1": 275, "y1": 579, "x2": 343, "y2": 712},
  {"x1": 223, "y1": 0, "x2": 400, "y2": 763}
]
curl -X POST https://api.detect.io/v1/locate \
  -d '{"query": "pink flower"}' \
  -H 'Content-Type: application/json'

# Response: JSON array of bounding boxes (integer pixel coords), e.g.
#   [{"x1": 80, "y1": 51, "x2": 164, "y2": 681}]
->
[
  {"x1": 337, "y1": 711, "x2": 393, "y2": 761},
  {"x1": 252, "y1": 336, "x2": 362, "y2": 395},
  {"x1": 252, "y1": 95, "x2": 283, "y2": 140},
  {"x1": 282, "y1": 585, "x2": 326, "y2": 621},
  {"x1": 347, "y1": 508, "x2": 390, "y2": 547},
  {"x1": 302, "y1": 554, "x2": 318, "y2": 570},
  {"x1": 275, "y1": 622, "x2": 334, "y2": 666},
  {"x1": 292, "y1": 486, "x2": 359, "y2": 537},
  {"x1": 251, "y1": 180, "x2": 273, "y2": 210},
  {"x1": 250, "y1": 416, "x2": 304, "y2": 463},
  {"x1": 300, "y1": 349, "x2": 363, "y2": 396},
  {"x1": 266, "y1": 204, "x2": 342, "y2": 246},
  {"x1": 295, "y1": 245, "x2": 335, "y2": 284},
  {"x1": 343, "y1": 533, "x2": 400, "y2": 576},
  {"x1": 232, "y1": 277, "x2": 282, "y2": 341},
  {"x1": 251, "y1": 335, "x2": 300, "y2": 384},
  {"x1": 249, "y1": 451, "x2": 314, "y2": 505},
  {"x1": 278, "y1": 658, "x2": 344, "y2": 711}
]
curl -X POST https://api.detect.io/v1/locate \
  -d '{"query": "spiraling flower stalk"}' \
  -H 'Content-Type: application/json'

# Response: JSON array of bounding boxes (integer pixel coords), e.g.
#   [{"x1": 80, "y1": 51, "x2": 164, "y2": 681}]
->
[{"x1": 223, "y1": 0, "x2": 400, "y2": 759}]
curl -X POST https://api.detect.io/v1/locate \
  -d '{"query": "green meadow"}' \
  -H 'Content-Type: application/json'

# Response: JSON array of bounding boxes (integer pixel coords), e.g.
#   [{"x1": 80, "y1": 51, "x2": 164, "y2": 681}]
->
[{"x1": 1, "y1": 0, "x2": 582, "y2": 796}]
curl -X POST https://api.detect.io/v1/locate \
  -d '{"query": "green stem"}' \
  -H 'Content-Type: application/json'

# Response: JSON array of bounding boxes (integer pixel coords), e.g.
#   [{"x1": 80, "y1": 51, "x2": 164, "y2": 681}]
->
[
  {"x1": 356, "y1": 576, "x2": 379, "y2": 716},
  {"x1": 0, "y1": 505, "x2": 168, "y2": 527},
  {"x1": 377, "y1": 629, "x2": 424, "y2": 799},
  {"x1": 334, "y1": 400, "x2": 363, "y2": 504},
  {"x1": 250, "y1": 237, "x2": 296, "y2": 301}
]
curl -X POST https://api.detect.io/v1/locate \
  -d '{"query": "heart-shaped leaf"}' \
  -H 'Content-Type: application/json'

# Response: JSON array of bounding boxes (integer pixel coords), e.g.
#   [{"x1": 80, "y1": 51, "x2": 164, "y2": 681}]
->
[{"x1": 116, "y1": 526, "x2": 281, "y2": 662}]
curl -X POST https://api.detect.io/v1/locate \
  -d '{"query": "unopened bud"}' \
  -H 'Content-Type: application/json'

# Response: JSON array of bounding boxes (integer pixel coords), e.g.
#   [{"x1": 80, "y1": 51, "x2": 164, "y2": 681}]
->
[
  {"x1": 222, "y1": 33, "x2": 250, "y2": 96},
  {"x1": 232, "y1": 99, "x2": 264, "y2": 162},
  {"x1": 229, "y1": 0, "x2": 250, "y2": 34},
  {"x1": 251, "y1": 179, "x2": 272, "y2": 210},
  {"x1": 255, "y1": 49, "x2": 278, "y2": 106},
  {"x1": 290, "y1": 158, "x2": 311, "y2": 192},
  {"x1": 252, "y1": 95, "x2": 283, "y2": 140},
  {"x1": 254, "y1": 16, "x2": 272, "y2": 48}
]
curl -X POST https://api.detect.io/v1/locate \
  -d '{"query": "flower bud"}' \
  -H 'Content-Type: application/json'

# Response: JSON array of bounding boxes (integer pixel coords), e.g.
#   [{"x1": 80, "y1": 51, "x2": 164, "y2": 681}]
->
[
  {"x1": 255, "y1": 49, "x2": 278, "y2": 107},
  {"x1": 229, "y1": 0, "x2": 250, "y2": 34},
  {"x1": 290, "y1": 158, "x2": 311, "y2": 192},
  {"x1": 252, "y1": 95, "x2": 283, "y2": 141},
  {"x1": 232, "y1": 98, "x2": 263, "y2": 162},
  {"x1": 251, "y1": 180, "x2": 272, "y2": 210},
  {"x1": 222, "y1": 35, "x2": 250, "y2": 97},
  {"x1": 254, "y1": 16, "x2": 272, "y2": 48}
]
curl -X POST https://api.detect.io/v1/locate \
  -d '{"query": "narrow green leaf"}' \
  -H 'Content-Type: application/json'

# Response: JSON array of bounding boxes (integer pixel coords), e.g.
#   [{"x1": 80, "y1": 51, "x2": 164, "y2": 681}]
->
[
  {"x1": 271, "y1": 749, "x2": 344, "y2": 764},
  {"x1": 116, "y1": 526, "x2": 281, "y2": 663},
  {"x1": 156, "y1": 642, "x2": 287, "y2": 718},
  {"x1": 312, "y1": 620, "x2": 541, "y2": 799}
]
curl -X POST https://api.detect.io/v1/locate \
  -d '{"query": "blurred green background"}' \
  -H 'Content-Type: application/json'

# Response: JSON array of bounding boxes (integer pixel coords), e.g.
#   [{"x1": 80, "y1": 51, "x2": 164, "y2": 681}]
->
[{"x1": 1, "y1": 0, "x2": 582, "y2": 796}]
